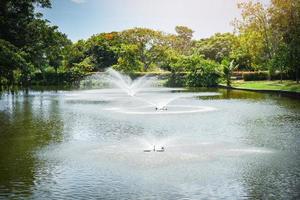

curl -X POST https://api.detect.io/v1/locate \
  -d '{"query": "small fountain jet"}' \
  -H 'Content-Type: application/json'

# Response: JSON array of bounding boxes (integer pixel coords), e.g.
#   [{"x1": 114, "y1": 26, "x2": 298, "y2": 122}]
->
[
  {"x1": 155, "y1": 106, "x2": 168, "y2": 111},
  {"x1": 105, "y1": 68, "x2": 156, "y2": 97},
  {"x1": 143, "y1": 145, "x2": 165, "y2": 152}
]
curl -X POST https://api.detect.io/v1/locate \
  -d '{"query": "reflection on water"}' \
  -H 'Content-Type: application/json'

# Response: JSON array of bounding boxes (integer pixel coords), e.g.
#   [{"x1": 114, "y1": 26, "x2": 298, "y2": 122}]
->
[
  {"x1": 0, "y1": 88, "x2": 299, "y2": 199},
  {"x1": 0, "y1": 91, "x2": 64, "y2": 199}
]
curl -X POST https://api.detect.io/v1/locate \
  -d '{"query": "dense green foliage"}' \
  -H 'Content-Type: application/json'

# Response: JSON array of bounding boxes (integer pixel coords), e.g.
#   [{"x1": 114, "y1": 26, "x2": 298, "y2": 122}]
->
[
  {"x1": 243, "y1": 72, "x2": 269, "y2": 81},
  {"x1": 167, "y1": 55, "x2": 221, "y2": 87},
  {"x1": 233, "y1": 0, "x2": 300, "y2": 82},
  {"x1": 0, "y1": 0, "x2": 72, "y2": 86},
  {"x1": 0, "y1": 0, "x2": 299, "y2": 87}
]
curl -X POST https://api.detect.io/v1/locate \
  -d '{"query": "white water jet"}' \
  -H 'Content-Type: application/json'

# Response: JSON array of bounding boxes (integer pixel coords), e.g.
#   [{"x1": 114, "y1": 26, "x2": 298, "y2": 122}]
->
[
  {"x1": 84, "y1": 68, "x2": 220, "y2": 114},
  {"x1": 104, "y1": 68, "x2": 157, "y2": 97},
  {"x1": 114, "y1": 105, "x2": 217, "y2": 115},
  {"x1": 135, "y1": 93, "x2": 201, "y2": 110}
]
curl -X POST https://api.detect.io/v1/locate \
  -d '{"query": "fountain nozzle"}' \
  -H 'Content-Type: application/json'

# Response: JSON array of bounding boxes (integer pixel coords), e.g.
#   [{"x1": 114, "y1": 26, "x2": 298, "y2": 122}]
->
[
  {"x1": 143, "y1": 145, "x2": 165, "y2": 152},
  {"x1": 155, "y1": 106, "x2": 168, "y2": 111}
]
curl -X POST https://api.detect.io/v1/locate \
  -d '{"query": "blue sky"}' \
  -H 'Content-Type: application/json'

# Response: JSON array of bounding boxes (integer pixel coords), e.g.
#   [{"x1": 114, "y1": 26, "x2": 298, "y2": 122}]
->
[{"x1": 39, "y1": 0, "x2": 269, "y2": 41}]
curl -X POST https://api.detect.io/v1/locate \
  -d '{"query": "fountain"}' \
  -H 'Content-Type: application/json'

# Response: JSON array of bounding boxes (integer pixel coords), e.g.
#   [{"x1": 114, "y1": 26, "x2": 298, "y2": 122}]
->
[
  {"x1": 100, "y1": 68, "x2": 219, "y2": 115},
  {"x1": 143, "y1": 145, "x2": 165, "y2": 152},
  {"x1": 104, "y1": 68, "x2": 157, "y2": 97}
]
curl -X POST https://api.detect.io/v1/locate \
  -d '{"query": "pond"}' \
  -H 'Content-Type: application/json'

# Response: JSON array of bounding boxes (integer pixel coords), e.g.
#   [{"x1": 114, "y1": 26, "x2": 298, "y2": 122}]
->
[{"x1": 0, "y1": 87, "x2": 299, "y2": 199}]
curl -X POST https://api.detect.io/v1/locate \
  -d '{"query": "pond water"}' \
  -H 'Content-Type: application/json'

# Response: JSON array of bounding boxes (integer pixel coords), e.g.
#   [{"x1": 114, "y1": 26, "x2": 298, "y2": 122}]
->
[{"x1": 0, "y1": 87, "x2": 299, "y2": 199}]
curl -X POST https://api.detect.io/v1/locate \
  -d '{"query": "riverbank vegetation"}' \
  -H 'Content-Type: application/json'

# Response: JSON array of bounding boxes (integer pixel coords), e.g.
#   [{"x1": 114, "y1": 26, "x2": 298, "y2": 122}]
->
[
  {"x1": 0, "y1": 0, "x2": 299, "y2": 88},
  {"x1": 231, "y1": 80, "x2": 300, "y2": 93}
]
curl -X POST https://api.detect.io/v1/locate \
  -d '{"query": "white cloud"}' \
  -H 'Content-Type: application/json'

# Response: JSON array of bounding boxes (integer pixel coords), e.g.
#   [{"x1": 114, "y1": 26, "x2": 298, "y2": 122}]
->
[{"x1": 70, "y1": 0, "x2": 86, "y2": 4}]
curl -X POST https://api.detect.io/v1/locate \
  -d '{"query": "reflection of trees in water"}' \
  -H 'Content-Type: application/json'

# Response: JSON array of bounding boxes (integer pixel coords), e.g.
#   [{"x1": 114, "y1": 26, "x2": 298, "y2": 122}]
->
[
  {"x1": 188, "y1": 88, "x2": 266, "y2": 100},
  {"x1": 0, "y1": 93, "x2": 64, "y2": 198},
  {"x1": 218, "y1": 89, "x2": 266, "y2": 100}
]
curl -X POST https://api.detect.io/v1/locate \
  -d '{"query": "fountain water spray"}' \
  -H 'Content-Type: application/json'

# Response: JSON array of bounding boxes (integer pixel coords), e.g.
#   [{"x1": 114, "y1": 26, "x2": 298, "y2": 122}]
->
[
  {"x1": 104, "y1": 68, "x2": 186, "y2": 111},
  {"x1": 98, "y1": 68, "x2": 219, "y2": 115},
  {"x1": 104, "y1": 68, "x2": 157, "y2": 97}
]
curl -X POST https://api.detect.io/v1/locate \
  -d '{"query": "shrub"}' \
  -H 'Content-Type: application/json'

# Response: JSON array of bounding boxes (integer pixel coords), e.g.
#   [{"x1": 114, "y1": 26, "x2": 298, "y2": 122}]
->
[
  {"x1": 165, "y1": 72, "x2": 186, "y2": 87},
  {"x1": 185, "y1": 70, "x2": 220, "y2": 87},
  {"x1": 30, "y1": 71, "x2": 84, "y2": 85},
  {"x1": 270, "y1": 72, "x2": 295, "y2": 80},
  {"x1": 243, "y1": 72, "x2": 269, "y2": 81},
  {"x1": 166, "y1": 55, "x2": 222, "y2": 87}
]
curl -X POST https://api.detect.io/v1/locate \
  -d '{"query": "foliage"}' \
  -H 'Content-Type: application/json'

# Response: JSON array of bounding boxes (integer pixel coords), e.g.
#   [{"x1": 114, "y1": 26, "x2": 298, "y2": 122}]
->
[
  {"x1": 269, "y1": 0, "x2": 300, "y2": 83},
  {"x1": 195, "y1": 33, "x2": 235, "y2": 63},
  {"x1": 234, "y1": 0, "x2": 300, "y2": 82},
  {"x1": 85, "y1": 32, "x2": 120, "y2": 70},
  {"x1": 169, "y1": 55, "x2": 222, "y2": 87},
  {"x1": 113, "y1": 44, "x2": 142, "y2": 73},
  {"x1": 0, "y1": 0, "x2": 51, "y2": 48},
  {"x1": 223, "y1": 60, "x2": 238, "y2": 86},
  {"x1": 165, "y1": 72, "x2": 186, "y2": 87},
  {"x1": 174, "y1": 26, "x2": 194, "y2": 55},
  {"x1": 0, "y1": 0, "x2": 71, "y2": 86},
  {"x1": 119, "y1": 28, "x2": 172, "y2": 71},
  {"x1": 0, "y1": 0, "x2": 299, "y2": 87},
  {"x1": 243, "y1": 72, "x2": 269, "y2": 81},
  {"x1": 0, "y1": 39, "x2": 31, "y2": 85}
]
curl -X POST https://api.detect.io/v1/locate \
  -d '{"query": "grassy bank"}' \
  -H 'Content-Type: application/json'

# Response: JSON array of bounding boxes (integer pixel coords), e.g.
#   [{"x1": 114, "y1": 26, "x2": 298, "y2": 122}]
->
[{"x1": 230, "y1": 80, "x2": 300, "y2": 93}]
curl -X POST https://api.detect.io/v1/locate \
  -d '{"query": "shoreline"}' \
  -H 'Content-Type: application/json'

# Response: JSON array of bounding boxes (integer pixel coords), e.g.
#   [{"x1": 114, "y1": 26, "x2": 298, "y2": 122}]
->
[{"x1": 218, "y1": 84, "x2": 300, "y2": 98}]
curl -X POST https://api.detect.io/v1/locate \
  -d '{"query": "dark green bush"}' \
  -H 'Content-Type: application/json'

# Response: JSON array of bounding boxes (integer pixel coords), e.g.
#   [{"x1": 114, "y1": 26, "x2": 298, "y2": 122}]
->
[
  {"x1": 270, "y1": 72, "x2": 295, "y2": 80},
  {"x1": 165, "y1": 72, "x2": 186, "y2": 87},
  {"x1": 185, "y1": 70, "x2": 220, "y2": 87},
  {"x1": 243, "y1": 72, "x2": 269, "y2": 81},
  {"x1": 167, "y1": 55, "x2": 222, "y2": 87},
  {"x1": 129, "y1": 71, "x2": 171, "y2": 79},
  {"x1": 30, "y1": 71, "x2": 85, "y2": 85}
]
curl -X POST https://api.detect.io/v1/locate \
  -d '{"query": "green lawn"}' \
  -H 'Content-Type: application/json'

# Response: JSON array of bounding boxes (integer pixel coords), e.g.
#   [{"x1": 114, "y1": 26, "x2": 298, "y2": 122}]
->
[{"x1": 231, "y1": 80, "x2": 300, "y2": 93}]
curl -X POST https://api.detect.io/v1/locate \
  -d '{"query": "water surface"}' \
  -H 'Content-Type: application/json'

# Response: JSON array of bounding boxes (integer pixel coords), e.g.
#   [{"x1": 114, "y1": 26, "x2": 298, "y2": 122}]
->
[{"x1": 0, "y1": 88, "x2": 299, "y2": 199}]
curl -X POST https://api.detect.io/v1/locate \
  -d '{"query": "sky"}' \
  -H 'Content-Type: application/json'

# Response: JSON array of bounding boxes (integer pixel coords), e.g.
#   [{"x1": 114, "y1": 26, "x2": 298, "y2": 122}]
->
[{"x1": 39, "y1": 0, "x2": 269, "y2": 41}]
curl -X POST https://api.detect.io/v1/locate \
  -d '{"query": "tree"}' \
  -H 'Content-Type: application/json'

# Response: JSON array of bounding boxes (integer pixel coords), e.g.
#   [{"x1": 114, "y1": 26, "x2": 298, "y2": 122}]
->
[
  {"x1": 230, "y1": 31, "x2": 263, "y2": 70},
  {"x1": 195, "y1": 33, "x2": 236, "y2": 63},
  {"x1": 65, "y1": 40, "x2": 87, "y2": 68},
  {"x1": 223, "y1": 60, "x2": 238, "y2": 87},
  {"x1": 113, "y1": 44, "x2": 141, "y2": 73},
  {"x1": 0, "y1": 0, "x2": 72, "y2": 86},
  {"x1": 269, "y1": 0, "x2": 300, "y2": 83},
  {"x1": 120, "y1": 28, "x2": 168, "y2": 71},
  {"x1": 0, "y1": 0, "x2": 51, "y2": 47},
  {"x1": 85, "y1": 32, "x2": 120, "y2": 70},
  {"x1": 174, "y1": 26, "x2": 194, "y2": 55},
  {"x1": 269, "y1": 43, "x2": 289, "y2": 82},
  {"x1": 0, "y1": 39, "x2": 30, "y2": 85},
  {"x1": 234, "y1": 1, "x2": 275, "y2": 70},
  {"x1": 234, "y1": 0, "x2": 300, "y2": 83}
]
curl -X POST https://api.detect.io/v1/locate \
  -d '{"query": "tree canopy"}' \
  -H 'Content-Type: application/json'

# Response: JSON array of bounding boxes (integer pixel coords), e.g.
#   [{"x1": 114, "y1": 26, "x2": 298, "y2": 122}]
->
[{"x1": 0, "y1": 0, "x2": 299, "y2": 87}]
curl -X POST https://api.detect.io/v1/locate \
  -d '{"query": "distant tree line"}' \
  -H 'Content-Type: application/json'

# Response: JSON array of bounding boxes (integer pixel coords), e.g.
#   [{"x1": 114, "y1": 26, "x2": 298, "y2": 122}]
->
[{"x1": 0, "y1": 0, "x2": 299, "y2": 87}]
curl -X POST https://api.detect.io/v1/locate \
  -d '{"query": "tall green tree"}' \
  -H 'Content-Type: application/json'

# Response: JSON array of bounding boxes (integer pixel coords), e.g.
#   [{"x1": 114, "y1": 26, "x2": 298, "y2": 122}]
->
[
  {"x1": 0, "y1": 39, "x2": 30, "y2": 85},
  {"x1": 0, "y1": 0, "x2": 51, "y2": 47},
  {"x1": 234, "y1": 1, "x2": 276, "y2": 70},
  {"x1": 195, "y1": 33, "x2": 235, "y2": 63},
  {"x1": 120, "y1": 28, "x2": 168, "y2": 71},
  {"x1": 269, "y1": 0, "x2": 300, "y2": 82},
  {"x1": 0, "y1": 0, "x2": 71, "y2": 85},
  {"x1": 174, "y1": 26, "x2": 194, "y2": 55},
  {"x1": 85, "y1": 32, "x2": 120, "y2": 70}
]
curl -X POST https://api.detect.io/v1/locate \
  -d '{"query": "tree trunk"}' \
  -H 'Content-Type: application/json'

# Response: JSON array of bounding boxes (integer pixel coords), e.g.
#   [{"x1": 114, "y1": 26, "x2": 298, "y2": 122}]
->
[
  {"x1": 296, "y1": 66, "x2": 299, "y2": 84},
  {"x1": 227, "y1": 73, "x2": 231, "y2": 87},
  {"x1": 55, "y1": 67, "x2": 58, "y2": 85},
  {"x1": 280, "y1": 66, "x2": 283, "y2": 83}
]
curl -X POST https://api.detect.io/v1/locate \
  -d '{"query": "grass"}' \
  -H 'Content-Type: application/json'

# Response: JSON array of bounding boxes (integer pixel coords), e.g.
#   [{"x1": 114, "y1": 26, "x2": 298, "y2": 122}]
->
[{"x1": 231, "y1": 80, "x2": 300, "y2": 93}]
